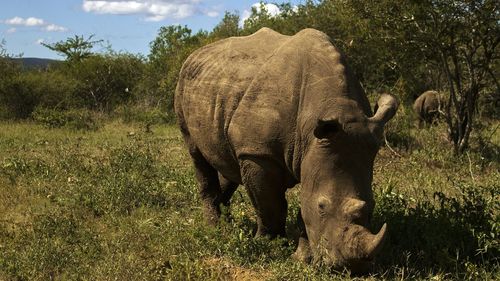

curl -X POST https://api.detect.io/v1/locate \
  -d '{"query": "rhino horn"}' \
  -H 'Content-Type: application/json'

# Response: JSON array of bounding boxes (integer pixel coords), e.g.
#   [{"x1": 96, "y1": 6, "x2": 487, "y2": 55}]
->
[
  {"x1": 369, "y1": 94, "x2": 399, "y2": 125},
  {"x1": 364, "y1": 223, "x2": 388, "y2": 259}
]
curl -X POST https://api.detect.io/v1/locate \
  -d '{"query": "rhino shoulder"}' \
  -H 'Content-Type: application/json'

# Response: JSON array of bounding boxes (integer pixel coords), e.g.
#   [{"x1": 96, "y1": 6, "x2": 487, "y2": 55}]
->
[
  {"x1": 295, "y1": 28, "x2": 331, "y2": 41},
  {"x1": 249, "y1": 27, "x2": 282, "y2": 37}
]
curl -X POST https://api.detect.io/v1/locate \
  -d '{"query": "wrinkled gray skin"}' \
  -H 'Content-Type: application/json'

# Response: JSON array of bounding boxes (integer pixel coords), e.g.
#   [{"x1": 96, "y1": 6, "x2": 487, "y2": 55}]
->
[
  {"x1": 174, "y1": 28, "x2": 398, "y2": 274},
  {"x1": 413, "y1": 90, "x2": 442, "y2": 127}
]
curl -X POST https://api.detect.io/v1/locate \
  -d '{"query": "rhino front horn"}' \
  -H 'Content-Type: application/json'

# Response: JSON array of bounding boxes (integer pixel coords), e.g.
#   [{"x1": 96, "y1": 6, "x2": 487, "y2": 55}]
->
[{"x1": 365, "y1": 223, "x2": 388, "y2": 259}]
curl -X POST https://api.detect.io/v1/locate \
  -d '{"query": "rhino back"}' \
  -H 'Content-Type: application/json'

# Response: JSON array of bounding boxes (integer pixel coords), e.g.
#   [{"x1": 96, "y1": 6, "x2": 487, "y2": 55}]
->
[
  {"x1": 175, "y1": 28, "x2": 290, "y2": 182},
  {"x1": 175, "y1": 28, "x2": 371, "y2": 183}
]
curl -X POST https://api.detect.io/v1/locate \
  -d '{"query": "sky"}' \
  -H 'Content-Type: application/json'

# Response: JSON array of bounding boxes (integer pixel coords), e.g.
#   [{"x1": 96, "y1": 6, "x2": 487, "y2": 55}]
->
[{"x1": 0, "y1": 0, "x2": 303, "y2": 59}]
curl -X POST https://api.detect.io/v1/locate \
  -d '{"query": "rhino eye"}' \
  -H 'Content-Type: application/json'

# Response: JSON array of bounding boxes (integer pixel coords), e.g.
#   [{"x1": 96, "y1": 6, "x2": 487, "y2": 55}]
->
[
  {"x1": 318, "y1": 201, "x2": 328, "y2": 217},
  {"x1": 317, "y1": 197, "x2": 331, "y2": 217}
]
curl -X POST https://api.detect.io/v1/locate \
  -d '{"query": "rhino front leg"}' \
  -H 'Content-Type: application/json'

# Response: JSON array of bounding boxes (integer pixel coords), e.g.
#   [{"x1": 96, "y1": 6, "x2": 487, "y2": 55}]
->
[
  {"x1": 240, "y1": 157, "x2": 288, "y2": 237},
  {"x1": 218, "y1": 173, "x2": 238, "y2": 207},
  {"x1": 292, "y1": 209, "x2": 312, "y2": 263}
]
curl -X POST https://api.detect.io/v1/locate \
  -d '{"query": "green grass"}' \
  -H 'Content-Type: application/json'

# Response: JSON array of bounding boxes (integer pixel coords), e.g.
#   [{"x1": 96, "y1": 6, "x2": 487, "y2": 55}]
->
[{"x1": 0, "y1": 114, "x2": 498, "y2": 280}]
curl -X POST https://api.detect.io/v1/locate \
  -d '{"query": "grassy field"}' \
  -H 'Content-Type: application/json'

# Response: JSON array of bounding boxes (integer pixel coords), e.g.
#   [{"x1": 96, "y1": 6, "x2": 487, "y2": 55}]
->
[{"x1": 0, "y1": 111, "x2": 498, "y2": 280}]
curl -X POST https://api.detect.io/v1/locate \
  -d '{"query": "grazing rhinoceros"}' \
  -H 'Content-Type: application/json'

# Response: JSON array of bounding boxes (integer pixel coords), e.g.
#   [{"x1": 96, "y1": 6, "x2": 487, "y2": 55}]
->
[
  {"x1": 174, "y1": 28, "x2": 398, "y2": 273},
  {"x1": 413, "y1": 90, "x2": 443, "y2": 127}
]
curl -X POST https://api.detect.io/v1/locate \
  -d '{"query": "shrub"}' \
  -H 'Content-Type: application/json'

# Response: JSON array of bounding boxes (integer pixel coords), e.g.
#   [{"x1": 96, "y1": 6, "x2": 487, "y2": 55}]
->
[
  {"x1": 63, "y1": 53, "x2": 146, "y2": 111},
  {"x1": 383, "y1": 102, "x2": 420, "y2": 152},
  {"x1": 32, "y1": 108, "x2": 100, "y2": 130},
  {"x1": 0, "y1": 70, "x2": 78, "y2": 119}
]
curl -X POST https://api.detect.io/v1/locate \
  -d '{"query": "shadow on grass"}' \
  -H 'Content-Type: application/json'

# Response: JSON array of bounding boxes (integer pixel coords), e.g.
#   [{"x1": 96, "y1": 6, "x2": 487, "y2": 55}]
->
[
  {"x1": 372, "y1": 182, "x2": 499, "y2": 278},
  {"x1": 215, "y1": 180, "x2": 498, "y2": 279},
  {"x1": 476, "y1": 138, "x2": 500, "y2": 166},
  {"x1": 385, "y1": 130, "x2": 421, "y2": 152}
]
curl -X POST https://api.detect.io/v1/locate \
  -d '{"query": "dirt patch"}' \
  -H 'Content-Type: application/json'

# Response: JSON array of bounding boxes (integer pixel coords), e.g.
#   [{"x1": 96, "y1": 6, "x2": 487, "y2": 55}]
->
[{"x1": 203, "y1": 257, "x2": 271, "y2": 281}]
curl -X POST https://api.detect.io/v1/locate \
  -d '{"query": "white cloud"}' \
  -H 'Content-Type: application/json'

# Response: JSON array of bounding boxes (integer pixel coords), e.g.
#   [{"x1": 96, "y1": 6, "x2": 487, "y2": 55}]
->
[
  {"x1": 44, "y1": 24, "x2": 68, "y2": 32},
  {"x1": 205, "y1": 10, "x2": 218, "y2": 18},
  {"x1": 83, "y1": 1, "x2": 146, "y2": 14},
  {"x1": 6, "y1": 27, "x2": 17, "y2": 33},
  {"x1": 82, "y1": 0, "x2": 210, "y2": 21},
  {"x1": 4, "y1": 16, "x2": 45, "y2": 26},
  {"x1": 2, "y1": 16, "x2": 68, "y2": 32},
  {"x1": 36, "y1": 38, "x2": 45, "y2": 45},
  {"x1": 240, "y1": 2, "x2": 281, "y2": 26}
]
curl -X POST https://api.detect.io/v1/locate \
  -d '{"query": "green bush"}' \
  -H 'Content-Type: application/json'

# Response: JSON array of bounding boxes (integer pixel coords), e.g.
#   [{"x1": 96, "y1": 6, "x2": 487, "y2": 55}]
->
[
  {"x1": 0, "y1": 70, "x2": 78, "y2": 119},
  {"x1": 383, "y1": 103, "x2": 420, "y2": 152},
  {"x1": 32, "y1": 108, "x2": 100, "y2": 130},
  {"x1": 63, "y1": 53, "x2": 146, "y2": 111}
]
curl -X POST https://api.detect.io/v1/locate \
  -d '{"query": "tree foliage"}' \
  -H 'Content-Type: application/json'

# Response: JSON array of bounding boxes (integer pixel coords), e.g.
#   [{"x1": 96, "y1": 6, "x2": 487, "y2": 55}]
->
[
  {"x1": 1, "y1": 1, "x2": 498, "y2": 155},
  {"x1": 355, "y1": 0, "x2": 500, "y2": 153},
  {"x1": 63, "y1": 53, "x2": 146, "y2": 111},
  {"x1": 211, "y1": 11, "x2": 240, "y2": 39},
  {"x1": 235, "y1": 0, "x2": 499, "y2": 154},
  {"x1": 146, "y1": 25, "x2": 208, "y2": 111},
  {"x1": 41, "y1": 35, "x2": 103, "y2": 62}
]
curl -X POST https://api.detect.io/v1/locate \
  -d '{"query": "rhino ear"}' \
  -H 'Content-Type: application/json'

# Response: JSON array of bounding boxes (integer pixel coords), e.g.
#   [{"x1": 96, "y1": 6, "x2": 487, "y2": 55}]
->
[
  {"x1": 370, "y1": 93, "x2": 399, "y2": 125},
  {"x1": 313, "y1": 119, "x2": 341, "y2": 139}
]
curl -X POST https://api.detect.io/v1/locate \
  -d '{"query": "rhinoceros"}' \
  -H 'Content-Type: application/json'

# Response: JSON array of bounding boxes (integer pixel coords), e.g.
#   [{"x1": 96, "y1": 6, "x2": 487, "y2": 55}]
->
[
  {"x1": 174, "y1": 28, "x2": 398, "y2": 273},
  {"x1": 413, "y1": 90, "x2": 443, "y2": 127}
]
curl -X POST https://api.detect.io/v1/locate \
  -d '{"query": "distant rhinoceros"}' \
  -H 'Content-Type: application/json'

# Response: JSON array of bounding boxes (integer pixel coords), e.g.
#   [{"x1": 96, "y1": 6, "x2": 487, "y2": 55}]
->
[
  {"x1": 413, "y1": 90, "x2": 443, "y2": 127},
  {"x1": 174, "y1": 28, "x2": 398, "y2": 273}
]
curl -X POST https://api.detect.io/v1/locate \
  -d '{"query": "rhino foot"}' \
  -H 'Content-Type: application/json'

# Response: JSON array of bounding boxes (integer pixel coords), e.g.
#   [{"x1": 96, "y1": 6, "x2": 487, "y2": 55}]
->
[
  {"x1": 202, "y1": 200, "x2": 221, "y2": 226},
  {"x1": 292, "y1": 237, "x2": 312, "y2": 263}
]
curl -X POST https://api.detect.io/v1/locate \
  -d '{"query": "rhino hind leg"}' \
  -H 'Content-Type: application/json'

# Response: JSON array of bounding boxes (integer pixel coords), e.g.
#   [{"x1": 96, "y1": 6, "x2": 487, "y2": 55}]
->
[
  {"x1": 240, "y1": 157, "x2": 288, "y2": 237},
  {"x1": 187, "y1": 145, "x2": 223, "y2": 226}
]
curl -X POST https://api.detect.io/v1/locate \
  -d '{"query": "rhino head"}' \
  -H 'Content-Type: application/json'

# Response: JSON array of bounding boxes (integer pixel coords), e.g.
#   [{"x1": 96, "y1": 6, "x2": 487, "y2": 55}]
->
[{"x1": 298, "y1": 94, "x2": 398, "y2": 273}]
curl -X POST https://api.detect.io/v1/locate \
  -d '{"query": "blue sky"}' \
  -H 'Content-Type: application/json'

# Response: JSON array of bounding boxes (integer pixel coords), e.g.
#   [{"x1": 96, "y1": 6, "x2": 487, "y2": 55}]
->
[{"x1": 0, "y1": 0, "x2": 303, "y2": 59}]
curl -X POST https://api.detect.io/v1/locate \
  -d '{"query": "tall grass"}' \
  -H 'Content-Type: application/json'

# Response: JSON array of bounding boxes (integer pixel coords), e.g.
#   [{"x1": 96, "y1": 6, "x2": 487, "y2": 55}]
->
[{"x1": 0, "y1": 111, "x2": 498, "y2": 280}]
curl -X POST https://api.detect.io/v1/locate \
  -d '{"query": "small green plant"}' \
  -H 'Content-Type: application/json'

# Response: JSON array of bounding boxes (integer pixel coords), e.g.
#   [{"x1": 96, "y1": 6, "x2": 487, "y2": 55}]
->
[
  {"x1": 0, "y1": 207, "x2": 102, "y2": 280},
  {"x1": 113, "y1": 105, "x2": 172, "y2": 125}
]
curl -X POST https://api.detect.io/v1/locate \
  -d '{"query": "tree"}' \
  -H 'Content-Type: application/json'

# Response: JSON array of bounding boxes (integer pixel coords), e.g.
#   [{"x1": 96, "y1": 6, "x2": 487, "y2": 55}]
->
[
  {"x1": 241, "y1": 2, "x2": 302, "y2": 35},
  {"x1": 63, "y1": 53, "x2": 146, "y2": 111},
  {"x1": 0, "y1": 39, "x2": 22, "y2": 118},
  {"x1": 401, "y1": 0, "x2": 500, "y2": 154},
  {"x1": 147, "y1": 25, "x2": 207, "y2": 111},
  {"x1": 211, "y1": 11, "x2": 240, "y2": 39},
  {"x1": 337, "y1": 0, "x2": 499, "y2": 154},
  {"x1": 42, "y1": 35, "x2": 102, "y2": 62},
  {"x1": 0, "y1": 39, "x2": 17, "y2": 76}
]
